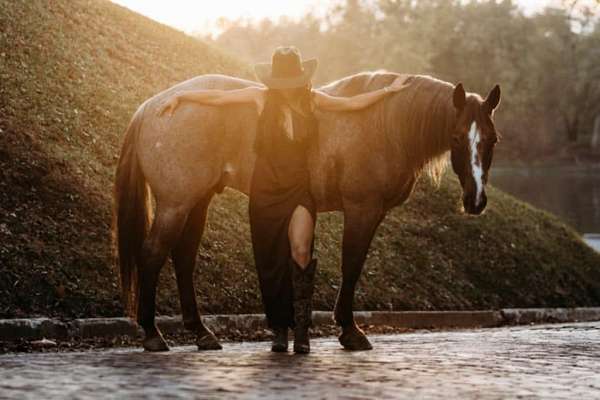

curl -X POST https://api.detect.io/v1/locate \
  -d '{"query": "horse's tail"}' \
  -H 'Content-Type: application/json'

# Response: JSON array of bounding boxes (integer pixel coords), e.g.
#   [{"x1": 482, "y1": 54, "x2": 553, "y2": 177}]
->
[{"x1": 112, "y1": 103, "x2": 150, "y2": 321}]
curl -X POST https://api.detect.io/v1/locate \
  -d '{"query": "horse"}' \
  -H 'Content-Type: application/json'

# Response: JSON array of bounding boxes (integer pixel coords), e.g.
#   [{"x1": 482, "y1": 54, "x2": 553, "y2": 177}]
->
[{"x1": 113, "y1": 71, "x2": 501, "y2": 352}]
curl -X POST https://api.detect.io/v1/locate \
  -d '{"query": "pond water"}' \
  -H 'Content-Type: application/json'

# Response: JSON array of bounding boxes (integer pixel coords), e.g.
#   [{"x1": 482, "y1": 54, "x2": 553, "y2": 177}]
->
[{"x1": 491, "y1": 166, "x2": 600, "y2": 235}]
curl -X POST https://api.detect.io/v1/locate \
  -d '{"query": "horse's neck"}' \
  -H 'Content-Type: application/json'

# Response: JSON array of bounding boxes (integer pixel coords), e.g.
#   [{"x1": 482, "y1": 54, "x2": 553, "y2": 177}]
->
[
  {"x1": 425, "y1": 113, "x2": 454, "y2": 159},
  {"x1": 390, "y1": 98, "x2": 454, "y2": 178}
]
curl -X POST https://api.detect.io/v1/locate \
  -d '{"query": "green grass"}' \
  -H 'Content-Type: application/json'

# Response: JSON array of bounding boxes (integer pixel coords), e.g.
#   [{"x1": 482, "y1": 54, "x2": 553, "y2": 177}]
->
[{"x1": 0, "y1": 0, "x2": 598, "y2": 319}]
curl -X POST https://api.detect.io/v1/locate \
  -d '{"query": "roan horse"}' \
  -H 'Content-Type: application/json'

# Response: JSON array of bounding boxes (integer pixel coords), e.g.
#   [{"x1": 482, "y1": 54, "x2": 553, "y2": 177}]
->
[{"x1": 113, "y1": 72, "x2": 501, "y2": 352}]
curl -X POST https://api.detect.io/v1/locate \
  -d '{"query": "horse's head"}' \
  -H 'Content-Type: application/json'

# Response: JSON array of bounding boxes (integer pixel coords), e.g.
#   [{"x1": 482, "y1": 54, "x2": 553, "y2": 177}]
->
[{"x1": 450, "y1": 83, "x2": 501, "y2": 215}]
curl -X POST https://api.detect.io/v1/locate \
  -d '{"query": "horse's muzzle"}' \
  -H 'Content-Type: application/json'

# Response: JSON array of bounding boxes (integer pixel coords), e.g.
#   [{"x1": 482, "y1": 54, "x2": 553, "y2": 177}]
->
[{"x1": 463, "y1": 191, "x2": 487, "y2": 215}]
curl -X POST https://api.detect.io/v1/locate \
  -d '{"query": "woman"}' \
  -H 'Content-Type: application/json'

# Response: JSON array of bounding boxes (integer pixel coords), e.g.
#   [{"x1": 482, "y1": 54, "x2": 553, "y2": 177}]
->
[{"x1": 159, "y1": 47, "x2": 407, "y2": 354}]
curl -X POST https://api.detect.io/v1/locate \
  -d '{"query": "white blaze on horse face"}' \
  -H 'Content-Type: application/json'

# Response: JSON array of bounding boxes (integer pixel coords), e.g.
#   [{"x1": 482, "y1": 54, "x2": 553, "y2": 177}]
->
[{"x1": 468, "y1": 122, "x2": 484, "y2": 207}]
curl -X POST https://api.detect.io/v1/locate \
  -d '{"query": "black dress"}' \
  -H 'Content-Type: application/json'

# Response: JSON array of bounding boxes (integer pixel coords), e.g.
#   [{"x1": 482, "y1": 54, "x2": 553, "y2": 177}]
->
[{"x1": 249, "y1": 107, "x2": 317, "y2": 329}]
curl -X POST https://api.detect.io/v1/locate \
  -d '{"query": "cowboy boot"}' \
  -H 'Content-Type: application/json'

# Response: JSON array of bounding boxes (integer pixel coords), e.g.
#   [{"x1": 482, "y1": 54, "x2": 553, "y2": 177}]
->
[
  {"x1": 271, "y1": 327, "x2": 289, "y2": 352},
  {"x1": 292, "y1": 258, "x2": 317, "y2": 354}
]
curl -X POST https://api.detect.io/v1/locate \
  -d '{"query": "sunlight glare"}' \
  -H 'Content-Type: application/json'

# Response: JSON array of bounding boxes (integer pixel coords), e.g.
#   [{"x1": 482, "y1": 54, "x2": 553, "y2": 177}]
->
[{"x1": 111, "y1": 0, "x2": 327, "y2": 34}]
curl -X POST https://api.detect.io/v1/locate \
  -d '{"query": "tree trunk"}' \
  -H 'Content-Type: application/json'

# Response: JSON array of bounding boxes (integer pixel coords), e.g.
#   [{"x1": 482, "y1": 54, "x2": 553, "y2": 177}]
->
[
  {"x1": 591, "y1": 114, "x2": 600, "y2": 152},
  {"x1": 565, "y1": 115, "x2": 579, "y2": 143}
]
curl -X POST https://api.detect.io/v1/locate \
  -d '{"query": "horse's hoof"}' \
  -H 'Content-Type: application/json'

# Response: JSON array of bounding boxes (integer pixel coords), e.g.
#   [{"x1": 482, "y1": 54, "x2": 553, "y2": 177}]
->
[
  {"x1": 196, "y1": 331, "x2": 223, "y2": 351},
  {"x1": 143, "y1": 335, "x2": 170, "y2": 352},
  {"x1": 271, "y1": 342, "x2": 288, "y2": 353},
  {"x1": 293, "y1": 343, "x2": 310, "y2": 354},
  {"x1": 339, "y1": 326, "x2": 373, "y2": 351}
]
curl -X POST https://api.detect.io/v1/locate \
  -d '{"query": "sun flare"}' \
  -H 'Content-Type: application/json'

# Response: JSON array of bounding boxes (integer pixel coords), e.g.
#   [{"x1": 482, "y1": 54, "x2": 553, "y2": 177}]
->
[{"x1": 111, "y1": 0, "x2": 328, "y2": 34}]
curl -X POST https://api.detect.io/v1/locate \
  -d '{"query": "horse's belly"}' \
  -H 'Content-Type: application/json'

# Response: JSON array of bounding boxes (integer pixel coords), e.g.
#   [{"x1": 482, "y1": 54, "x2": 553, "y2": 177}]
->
[
  {"x1": 308, "y1": 140, "x2": 344, "y2": 212},
  {"x1": 310, "y1": 166, "x2": 343, "y2": 212}
]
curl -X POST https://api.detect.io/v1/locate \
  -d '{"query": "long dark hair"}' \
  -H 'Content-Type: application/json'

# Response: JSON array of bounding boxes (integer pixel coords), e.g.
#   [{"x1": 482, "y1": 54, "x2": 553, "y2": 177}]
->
[{"x1": 255, "y1": 85, "x2": 315, "y2": 155}]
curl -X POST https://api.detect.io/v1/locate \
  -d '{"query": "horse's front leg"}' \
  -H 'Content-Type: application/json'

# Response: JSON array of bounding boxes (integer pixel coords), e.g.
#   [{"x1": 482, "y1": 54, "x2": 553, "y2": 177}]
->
[{"x1": 335, "y1": 201, "x2": 385, "y2": 351}]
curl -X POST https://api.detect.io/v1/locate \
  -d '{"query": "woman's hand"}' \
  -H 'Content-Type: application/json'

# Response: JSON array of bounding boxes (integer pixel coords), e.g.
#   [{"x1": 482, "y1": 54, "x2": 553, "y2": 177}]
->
[
  {"x1": 387, "y1": 77, "x2": 411, "y2": 93},
  {"x1": 158, "y1": 95, "x2": 180, "y2": 117}
]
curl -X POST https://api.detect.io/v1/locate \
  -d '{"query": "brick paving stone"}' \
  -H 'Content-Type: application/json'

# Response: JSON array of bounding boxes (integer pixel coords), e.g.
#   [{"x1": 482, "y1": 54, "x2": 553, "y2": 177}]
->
[{"x1": 0, "y1": 322, "x2": 599, "y2": 399}]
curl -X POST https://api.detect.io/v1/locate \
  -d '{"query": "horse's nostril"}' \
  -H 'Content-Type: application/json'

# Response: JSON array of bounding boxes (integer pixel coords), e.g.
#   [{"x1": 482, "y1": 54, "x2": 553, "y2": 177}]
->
[
  {"x1": 480, "y1": 193, "x2": 488, "y2": 208},
  {"x1": 462, "y1": 190, "x2": 487, "y2": 215},
  {"x1": 463, "y1": 192, "x2": 474, "y2": 206},
  {"x1": 472, "y1": 194, "x2": 488, "y2": 215}
]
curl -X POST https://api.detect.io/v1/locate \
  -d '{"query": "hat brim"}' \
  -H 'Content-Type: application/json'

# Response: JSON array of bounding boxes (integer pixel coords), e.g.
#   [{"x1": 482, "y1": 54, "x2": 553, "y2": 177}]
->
[{"x1": 254, "y1": 59, "x2": 318, "y2": 89}]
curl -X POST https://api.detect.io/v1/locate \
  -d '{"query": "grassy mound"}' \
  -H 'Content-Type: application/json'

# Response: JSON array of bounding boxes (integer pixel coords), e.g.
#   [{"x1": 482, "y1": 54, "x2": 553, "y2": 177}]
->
[{"x1": 1, "y1": 0, "x2": 599, "y2": 319}]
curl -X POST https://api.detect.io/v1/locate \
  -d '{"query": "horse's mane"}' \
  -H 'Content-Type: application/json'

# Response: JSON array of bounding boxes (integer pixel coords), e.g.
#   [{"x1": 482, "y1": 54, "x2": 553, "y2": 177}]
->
[{"x1": 319, "y1": 71, "x2": 455, "y2": 184}]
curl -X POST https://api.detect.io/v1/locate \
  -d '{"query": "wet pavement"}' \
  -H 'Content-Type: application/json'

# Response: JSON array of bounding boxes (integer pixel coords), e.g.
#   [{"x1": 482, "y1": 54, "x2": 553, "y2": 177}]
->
[
  {"x1": 1, "y1": 322, "x2": 599, "y2": 399},
  {"x1": 584, "y1": 234, "x2": 600, "y2": 252}
]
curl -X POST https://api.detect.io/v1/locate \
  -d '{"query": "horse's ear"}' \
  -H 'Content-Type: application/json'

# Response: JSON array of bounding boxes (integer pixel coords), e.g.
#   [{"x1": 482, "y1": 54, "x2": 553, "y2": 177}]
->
[
  {"x1": 484, "y1": 84, "x2": 501, "y2": 114},
  {"x1": 453, "y1": 83, "x2": 466, "y2": 110}
]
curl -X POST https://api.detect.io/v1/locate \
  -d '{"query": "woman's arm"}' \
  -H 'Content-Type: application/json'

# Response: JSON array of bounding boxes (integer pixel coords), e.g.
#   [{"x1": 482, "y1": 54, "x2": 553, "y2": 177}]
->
[
  {"x1": 158, "y1": 86, "x2": 266, "y2": 117},
  {"x1": 313, "y1": 78, "x2": 410, "y2": 112}
]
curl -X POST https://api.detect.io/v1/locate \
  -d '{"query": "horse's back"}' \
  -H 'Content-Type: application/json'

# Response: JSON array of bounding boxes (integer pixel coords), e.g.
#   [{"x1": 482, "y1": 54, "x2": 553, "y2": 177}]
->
[
  {"x1": 318, "y1": 71, "x2": 401, "y2": 95},
  {"x1": 144, "y1": 74, "x2": 261, "y2": 107},
  {"x1": 318, "y1": 71, "x2": 442, "y2": 96}
]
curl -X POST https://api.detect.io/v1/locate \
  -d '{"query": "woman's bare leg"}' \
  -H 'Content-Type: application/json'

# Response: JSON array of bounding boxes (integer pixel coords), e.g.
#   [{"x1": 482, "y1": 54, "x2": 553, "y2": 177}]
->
[
  {"x1": 288, "y1": 205, "x2": 315, "y2": 268},
  {"x1": 288, "y1": 205, "x2": 317, "y2": 353}
]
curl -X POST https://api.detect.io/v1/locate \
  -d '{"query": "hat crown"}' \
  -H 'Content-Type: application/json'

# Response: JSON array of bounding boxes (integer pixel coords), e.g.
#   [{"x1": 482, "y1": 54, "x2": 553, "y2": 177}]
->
[
  {"x1": 271, "y1": 47, "x2": 304, "y2": 79},
  {"x1": 254, "y1": 47, "x2": 317, "y2": 89}
]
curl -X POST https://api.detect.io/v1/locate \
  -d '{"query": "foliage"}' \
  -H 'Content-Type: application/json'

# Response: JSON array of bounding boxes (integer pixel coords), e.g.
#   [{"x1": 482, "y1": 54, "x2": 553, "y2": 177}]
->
[
  {"x1": 0, "y1": 0, "x2": 599, "y2": 319},
  {"x1": 208, "y1": 0, "x2": 600, "y2": 163}
]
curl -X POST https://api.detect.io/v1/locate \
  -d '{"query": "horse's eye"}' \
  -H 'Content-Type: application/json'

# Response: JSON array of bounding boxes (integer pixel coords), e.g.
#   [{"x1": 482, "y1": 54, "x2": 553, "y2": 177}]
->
[
  {"x1": 487, "y1": 136, "x2": 498, "y2": 145},
  {"x1": 452, "y1": 135, "x2": 461, "y2": 146}
]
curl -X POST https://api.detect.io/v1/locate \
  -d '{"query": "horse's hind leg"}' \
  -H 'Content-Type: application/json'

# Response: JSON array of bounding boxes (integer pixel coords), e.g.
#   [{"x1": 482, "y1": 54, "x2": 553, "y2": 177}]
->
[
  {"x1": 138, "y1": 204, "x2": 188, "y2": 352},
  {"x1": 335, "y1": 201, "x2": 385, "y2": 351},
  {"x1": 171, "y1": 193, "x2": 222, "y2": 351}
]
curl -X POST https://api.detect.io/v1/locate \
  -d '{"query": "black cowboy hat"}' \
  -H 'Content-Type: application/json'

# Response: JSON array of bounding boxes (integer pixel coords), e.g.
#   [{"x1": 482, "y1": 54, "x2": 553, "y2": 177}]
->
[{"x1": 254, "y1": 46, "x2": 318, "y2": 89}]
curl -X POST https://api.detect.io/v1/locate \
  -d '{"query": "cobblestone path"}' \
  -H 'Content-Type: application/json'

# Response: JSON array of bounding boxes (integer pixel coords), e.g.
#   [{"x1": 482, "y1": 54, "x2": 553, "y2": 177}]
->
[{"x1": 1, "y1": 322, "x2": 599, "y2": 399}]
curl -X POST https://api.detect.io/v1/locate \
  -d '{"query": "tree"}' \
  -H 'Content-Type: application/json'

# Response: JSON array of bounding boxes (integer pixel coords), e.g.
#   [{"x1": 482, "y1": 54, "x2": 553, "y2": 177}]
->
[{"x1": 205, "y1": 0, "x2": 600, "y2": 161}]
